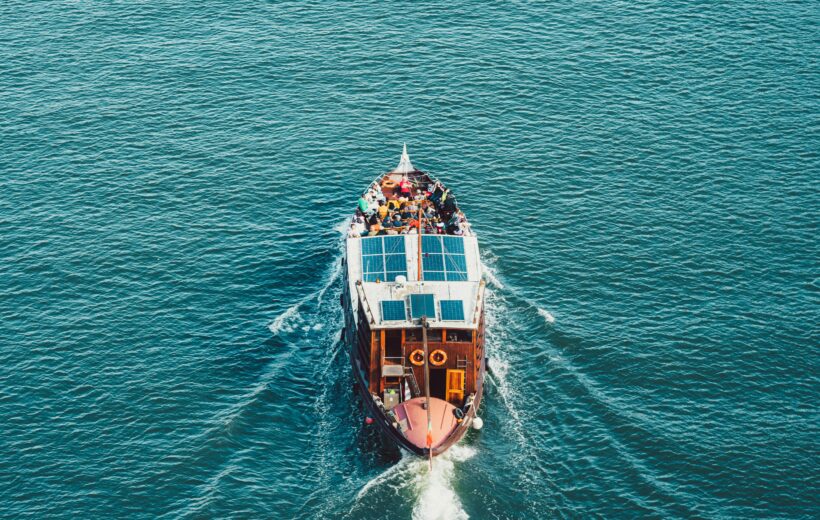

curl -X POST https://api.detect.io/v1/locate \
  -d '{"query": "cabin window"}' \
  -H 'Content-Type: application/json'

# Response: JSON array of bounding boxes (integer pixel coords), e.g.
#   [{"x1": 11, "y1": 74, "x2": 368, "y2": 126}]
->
[
  {"x1": 421, "y1": 236, "x2": 468, "y2": 281},
  {"x1": 405, "y1": 328, "x2": 423, "y2": 341},
  {"x1": 361, "y1": 236, "x2": 407, "y2": 282},
  {"x1": 446, "y1": 329, "x2": 472, "y2": 343}
]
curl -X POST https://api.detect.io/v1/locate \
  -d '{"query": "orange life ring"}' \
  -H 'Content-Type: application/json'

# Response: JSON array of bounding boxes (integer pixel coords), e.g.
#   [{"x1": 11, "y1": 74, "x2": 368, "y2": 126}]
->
[
  {"x1": 383, "y1": 179, "x2": 397, "y2": 189},
  {"x1": 429, "y1": 349, "x2": 447, "y2": 366},
  {"x1": 409, "y1": 349, "x2": 425, "y2": 366}
]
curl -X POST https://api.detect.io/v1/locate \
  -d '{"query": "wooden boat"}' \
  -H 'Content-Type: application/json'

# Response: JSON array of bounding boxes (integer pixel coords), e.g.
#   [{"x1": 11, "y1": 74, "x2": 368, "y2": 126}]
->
[{"x1": 341, "y1": 146, "x2": 487, "y2": 459}]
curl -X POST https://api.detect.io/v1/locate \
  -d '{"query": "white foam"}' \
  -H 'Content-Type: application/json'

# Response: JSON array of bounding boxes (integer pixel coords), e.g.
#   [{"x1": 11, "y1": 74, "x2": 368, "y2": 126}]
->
[
  {"x1": 355, "y1": 453, "x2": 413, "y2": 500},
  {"x1": 268, "y1": 300, "x2": 303, "y2": 334},
  {"x1": 334, "y1": 218, "x2": 351, "y2": 235},
  {"x1": 537, "y1": 307, "x2": 555, "y2": 324},
  {"x1": 411, "y1": 445, "x2": 476, "y2": 520},
  {"x1": 268, "y1": 221, "x2": 347, "y2": 335},
  {"x1": 351, "y1": 446, "x2": 476, "y2": 520},
  {"x1": 481, "y1": 261, "x2": 505, "y2": 289}
]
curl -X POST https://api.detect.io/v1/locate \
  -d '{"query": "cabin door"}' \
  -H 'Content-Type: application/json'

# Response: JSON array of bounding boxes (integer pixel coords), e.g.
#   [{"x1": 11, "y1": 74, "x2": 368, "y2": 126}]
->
[
  {"x1": 429, "y1": 368, "x2": 447, "y2": 400},
  {"x1": 446, "y1": 369, "x2": 465, "y2": 405}
]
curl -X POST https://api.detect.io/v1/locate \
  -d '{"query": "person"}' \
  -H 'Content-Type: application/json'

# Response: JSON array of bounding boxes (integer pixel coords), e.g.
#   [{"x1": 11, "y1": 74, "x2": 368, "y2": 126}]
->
[
  {"x1": 436, "y1": 221, "x2": 445, "y2": 234},
  {"x1": 367, "y1": 194, "x2": 379, "y2": 216},
  {"x1": 387, "y1": 198, "x2": 401, "y2": 211},
  {"x1": 399, "y1": 176, "x2": 412, "y2": 198},
  {"x1": 350, "y1": 217, "x2": 366, "y2": 237},
  {"x1": 357, "y1": 195, "x2": 368, "y2": 214},
  {"x1": 377, "y1": 201, "x2": 389, "y2": 220},
  {"x1": 373, "y1": 184, "x2": 386, "y2": 204},
  {"x1": 382, "y1": 215, "x2": 394, "y2": 229},
  {"x1": 441, "y1": 193, "x2": 457, "y2": 220},
  {"x1": 392, "y1": 214, "x2": 403, "y2": 228},
  {"x1": 368, "y1": 221, "x2": 382, "y2": 236},
  {"x1": 430, "y1": 183, "x2": 444, "y2": 204}
]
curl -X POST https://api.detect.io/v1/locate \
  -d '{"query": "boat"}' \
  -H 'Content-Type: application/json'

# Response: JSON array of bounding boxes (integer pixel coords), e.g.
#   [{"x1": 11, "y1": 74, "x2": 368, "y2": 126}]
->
[{"x1": 341, "y1": 145, "x2": 487, "y2": 460}]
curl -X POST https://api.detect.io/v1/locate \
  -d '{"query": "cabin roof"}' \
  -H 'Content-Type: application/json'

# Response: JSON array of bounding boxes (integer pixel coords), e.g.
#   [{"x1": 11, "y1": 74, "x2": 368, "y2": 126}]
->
[
  {"x1": 346, "y1": 234, "x2": 484, "y2": 329},
  {"x1": 354, "y1": 278, "x2": 484, "y2": 330}
]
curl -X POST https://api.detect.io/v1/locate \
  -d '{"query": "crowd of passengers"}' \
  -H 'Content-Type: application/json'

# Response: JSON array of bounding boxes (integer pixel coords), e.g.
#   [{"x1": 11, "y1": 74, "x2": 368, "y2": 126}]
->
[{"x1": 349, "y1": 177, "x2": 467, "y2": 237}]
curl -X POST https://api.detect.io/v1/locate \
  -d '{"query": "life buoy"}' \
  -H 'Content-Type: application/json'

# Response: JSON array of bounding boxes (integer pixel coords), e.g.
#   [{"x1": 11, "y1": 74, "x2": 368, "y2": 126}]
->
[
  {"x1": 453, "y1": 407, "x2": 464, "y2": 420},
  {"x1": 429, "y1": 349, "x2": 447, "y2": 366},
  {"x1": 382, "y1": 179, "x2": 397, "y2": 189},
  {"x1": 409, "y1": 349, "x2": 425, "y2": 366}
]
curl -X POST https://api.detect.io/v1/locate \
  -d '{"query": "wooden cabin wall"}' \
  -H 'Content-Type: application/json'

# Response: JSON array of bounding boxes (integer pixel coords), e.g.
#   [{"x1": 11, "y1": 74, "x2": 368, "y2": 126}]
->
[
  {"x1": 356, "y1": 305, "x2": 379, "y2": 393},
  {"x1": 403, "y1": 340, "x2": 476, "y2": 399}
]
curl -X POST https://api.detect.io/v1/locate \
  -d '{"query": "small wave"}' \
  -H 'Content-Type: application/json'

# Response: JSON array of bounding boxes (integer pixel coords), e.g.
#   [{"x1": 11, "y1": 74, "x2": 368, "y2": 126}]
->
[
  {"x1": 334, "y1": 217, "x2": 352, "y2": 235},
  {"x1": 537, "y1": 307, "x2": 555, "y2": 324},
  {"x1": 355, "y1": 454, "x2": 414, "y2": 500},
  {"x1": 481, "y1": 259, "x2": 556, "y2": 326},
  {"x1": 268, "y1": 219, "x2": 348, "y2": 335},
  {"x1": 481, "y1": 262, "x2": 505, "y2": 289},
  {"x1": 268, "y1": 300, "x2": 303, "y2": 334}
]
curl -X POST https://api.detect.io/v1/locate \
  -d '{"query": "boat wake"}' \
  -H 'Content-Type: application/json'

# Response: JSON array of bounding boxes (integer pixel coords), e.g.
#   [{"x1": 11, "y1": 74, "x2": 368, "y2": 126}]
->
[
  {"x1": 267, "y1": 221, "x2": 347, "y2": 335},
  {"x1": 411, "y1": 445, "x2": 475, "y2": 520},
  {"x1": 352, "y1": 446, "x2": 476, "y2": 520}
]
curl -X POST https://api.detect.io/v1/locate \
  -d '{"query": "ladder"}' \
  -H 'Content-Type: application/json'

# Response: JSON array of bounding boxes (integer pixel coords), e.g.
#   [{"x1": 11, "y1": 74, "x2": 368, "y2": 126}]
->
[
  {"x1": 404, "y1": 366, "x2": 421, "y2": 397},
  {"x1": 456, "y1": 356, "x2": 468, "y2": 369}
]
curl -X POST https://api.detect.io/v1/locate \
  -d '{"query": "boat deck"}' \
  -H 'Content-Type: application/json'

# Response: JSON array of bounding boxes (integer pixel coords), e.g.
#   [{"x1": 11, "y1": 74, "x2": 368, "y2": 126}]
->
[
  {"x1": 350, "y1": 168, "x2": 472, "y2": 238},
  {"x1": 392, "y1": 396, "x2": 460, "y2": 450}
]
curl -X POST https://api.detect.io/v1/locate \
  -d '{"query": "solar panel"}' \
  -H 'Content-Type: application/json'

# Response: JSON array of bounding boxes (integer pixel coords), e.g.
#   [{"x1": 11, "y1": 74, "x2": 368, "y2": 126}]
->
[
  {"x1": 440, "y1": 300, "x2": 465, "y2": 321},
  {"x1": 409, "y1": 294, "x2": 436, "y2": 319},
  {"x1": 361, "y1": 236, "x2": 407, "y2": 283},
  {"x1": 443, "y1": 236, "x2": 465, "y2": 254},
  {"x1": 381, "y1": 300, "x2": 407, "y2": 321},
  {"x1": 420, "y1": 236, "x2": 468, "y2": 281},
  {"x1": 422, "y1": 235, "x2": 443, "y2": 253},
  {"x1": 383, "y1": 235, "x2": 405, "y2": 254},
  {"x1": 361, "y1": 237, "x2": 384, "y2": 255}
]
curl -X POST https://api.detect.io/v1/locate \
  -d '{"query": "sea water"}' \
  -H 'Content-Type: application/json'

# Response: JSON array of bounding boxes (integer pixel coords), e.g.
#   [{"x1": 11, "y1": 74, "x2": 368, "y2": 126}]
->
[{"x1": 1, "y1": 1, "x2": 817, "y2": 518}]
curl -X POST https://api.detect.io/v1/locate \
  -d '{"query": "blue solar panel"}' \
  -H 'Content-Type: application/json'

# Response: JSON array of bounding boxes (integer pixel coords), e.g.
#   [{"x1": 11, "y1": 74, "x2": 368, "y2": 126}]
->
[
  {"x1": 422, "y1": 253, "x2": 444, "y2": 272},
  {"x1": 383, "y1": 235, "x2": 405, "y2": 254},
  {"x1": 410, "y1": 294, "x2": 436, "y2": 319},
  {"x1": 440, "y1": 300, "x2": 465, "y2": 321},
  {"x1": 381, "y1": 300, "x2": 406, "y2": 321},
  {"x1": 422, "y1": 235, "x2": 443, "y2": 253},
  {"x1": 421, "y1": 236, "x2": 468, "y2": 282},
  {"x1": 362, "y1": 255, "x2": 384, "y2": 274},
  {"x1": 443, "y1": 236, "x2": 465, "y2": 254},
  {"x1": 361, "y1": 236, "x2": 407, "y2": 283},
  {"x1": 385, "y1": 254, "x2": 406, "y2": 271},
  {"x1": 361, "y1": 237, "x2": 383, "y2": 255}
]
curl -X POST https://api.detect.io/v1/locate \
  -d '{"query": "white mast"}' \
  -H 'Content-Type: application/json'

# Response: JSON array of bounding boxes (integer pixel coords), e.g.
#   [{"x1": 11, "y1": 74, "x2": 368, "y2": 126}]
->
[{"x1": 393, "y1": 143, "x2": 415, "y2": 174}]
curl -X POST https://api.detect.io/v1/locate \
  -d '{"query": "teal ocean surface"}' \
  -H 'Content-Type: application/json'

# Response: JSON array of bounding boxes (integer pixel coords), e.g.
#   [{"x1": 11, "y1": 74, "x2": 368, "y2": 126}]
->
[{"x1": 1, "y1": 2, "x2": 818, "y2": 518}]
